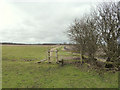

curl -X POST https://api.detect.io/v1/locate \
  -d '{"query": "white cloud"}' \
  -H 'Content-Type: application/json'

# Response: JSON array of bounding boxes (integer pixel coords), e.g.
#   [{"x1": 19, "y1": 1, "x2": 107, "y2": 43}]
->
[{"x1": 0, "y1": 0, "x2": 99, "y2": 43}]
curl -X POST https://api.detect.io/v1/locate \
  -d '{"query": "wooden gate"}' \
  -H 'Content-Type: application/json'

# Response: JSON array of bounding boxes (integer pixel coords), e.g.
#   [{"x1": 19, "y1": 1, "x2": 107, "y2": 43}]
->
[{"x1": 47, "y1": 48, "x2": 82, "y2": 64}]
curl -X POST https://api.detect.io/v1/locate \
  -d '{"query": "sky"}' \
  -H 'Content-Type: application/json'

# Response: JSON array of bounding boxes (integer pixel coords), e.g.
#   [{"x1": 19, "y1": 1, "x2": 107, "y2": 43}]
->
[{"x1": 0, "y1": 0, "x2": 118, "y2": 44}]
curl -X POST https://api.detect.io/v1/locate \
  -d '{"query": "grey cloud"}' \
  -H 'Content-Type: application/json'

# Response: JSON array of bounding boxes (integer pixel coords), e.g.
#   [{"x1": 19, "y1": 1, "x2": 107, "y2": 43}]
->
[{"x1": 0, "y1": 2, "x2": 95, "y2": 43}]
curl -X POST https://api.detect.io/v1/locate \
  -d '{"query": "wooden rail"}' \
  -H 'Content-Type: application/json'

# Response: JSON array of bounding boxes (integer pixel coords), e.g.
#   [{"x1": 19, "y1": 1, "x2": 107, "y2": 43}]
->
[
  {"x1": 46, "y1": 48, "x2": 82, "y2": 64},
  {"x1": 47, "y1": 49, "x2": 59, "y2": 63}
]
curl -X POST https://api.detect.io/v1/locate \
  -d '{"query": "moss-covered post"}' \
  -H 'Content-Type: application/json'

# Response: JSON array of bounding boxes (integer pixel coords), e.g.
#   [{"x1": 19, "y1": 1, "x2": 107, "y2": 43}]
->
[
  {"x1": 48, "y1": 49, "x2": 50, "y2": 63},
  {"x1": 61, "y1": 59, "x2": 64, "y2": 66},
  {"x1": 81, "y1": 51, "x2": 83, "y2": 64},
  {"x1": 80, "y1": 47, "x2": 82, "y2": 64},
  {"x1": 56, "y1": 49, "x2": 58, "y2": 63}
]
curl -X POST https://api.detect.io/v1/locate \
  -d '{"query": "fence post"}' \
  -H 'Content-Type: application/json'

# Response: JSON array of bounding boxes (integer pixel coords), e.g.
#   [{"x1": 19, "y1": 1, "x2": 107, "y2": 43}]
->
[
  {"x1": 61, "y1": 59, "x2": 64, "y2": 66},
  {"x1": 56, "y1": 49, "x2": 58, "y2": 63},
  {"x1": 48, "y1": 49, "x2": 50, "y2": 63},
  {"x1": 80, "y1": 50, "x2": 83, "y2": 64}
]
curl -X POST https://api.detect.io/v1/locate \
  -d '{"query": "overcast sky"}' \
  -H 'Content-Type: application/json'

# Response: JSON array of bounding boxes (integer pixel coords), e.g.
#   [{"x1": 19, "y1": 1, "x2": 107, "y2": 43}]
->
[{"x1": 0, "y1": 0, "x2": 118, "y2": 44}]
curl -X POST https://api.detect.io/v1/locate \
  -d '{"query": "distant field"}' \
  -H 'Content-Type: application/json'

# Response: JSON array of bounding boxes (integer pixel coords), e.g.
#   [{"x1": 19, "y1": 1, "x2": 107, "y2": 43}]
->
[
  {"x1": 2, "y1": 45, "x2": 53, "y2": 62},
  {"x1": 2, "y1": 45, "x2": 118, "y2": 88}
]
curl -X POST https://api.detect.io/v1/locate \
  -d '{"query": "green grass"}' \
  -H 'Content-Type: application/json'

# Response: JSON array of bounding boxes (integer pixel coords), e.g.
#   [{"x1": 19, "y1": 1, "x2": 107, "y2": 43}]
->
[
  {"x1": 2, "y1": 45, "x2": 118, "y2": 88},
  {"x1": 2, "y1": 46, "x2": 51, "y2": 62}
]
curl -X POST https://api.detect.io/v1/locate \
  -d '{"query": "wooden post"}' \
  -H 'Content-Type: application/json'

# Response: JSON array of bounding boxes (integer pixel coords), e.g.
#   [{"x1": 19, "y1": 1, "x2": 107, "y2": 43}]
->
[
  {"x1": 56, "y1": 49, "x2": 58, "y2": 63},
  {"x1": 48, "y1": 49, "x2": 50, "y2": 63},
  {"x1": 61, "y1": 59, "x2": 64, "y2": 66},
  {"x1": 80, "y1": 49, "x2": 83, "y2": 64}
]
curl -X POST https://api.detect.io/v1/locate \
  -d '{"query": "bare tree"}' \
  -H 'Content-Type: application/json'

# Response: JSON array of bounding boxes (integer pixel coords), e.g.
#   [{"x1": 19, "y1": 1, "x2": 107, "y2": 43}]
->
[
  {"x1": 67, "y1": 1, "x2": 119, "y2": 68},
  {"x1": 84, "y1": 15, "x2": 99, "y2": 61},
  {"x1": 67, "y1": 14, "x2": 99, "y2": 63},
  {"x1": 67, "y1": 18, "x2": 87, "y2": 63},
  {"x1": 96, "y1": 2, "x2": 119, "y2": 62}
]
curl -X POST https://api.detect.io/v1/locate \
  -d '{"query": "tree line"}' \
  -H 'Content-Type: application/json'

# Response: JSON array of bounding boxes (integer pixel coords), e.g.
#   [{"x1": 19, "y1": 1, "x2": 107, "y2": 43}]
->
[{"x1": 67, "y1": 1, "x2": 120, "y2": 69}]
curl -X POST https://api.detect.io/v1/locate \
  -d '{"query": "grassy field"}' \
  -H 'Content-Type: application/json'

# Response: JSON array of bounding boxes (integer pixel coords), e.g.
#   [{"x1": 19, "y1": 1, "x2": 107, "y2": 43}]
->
[{"x1": 2, "y1": 45, "x2": 118, "y2": 88}]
